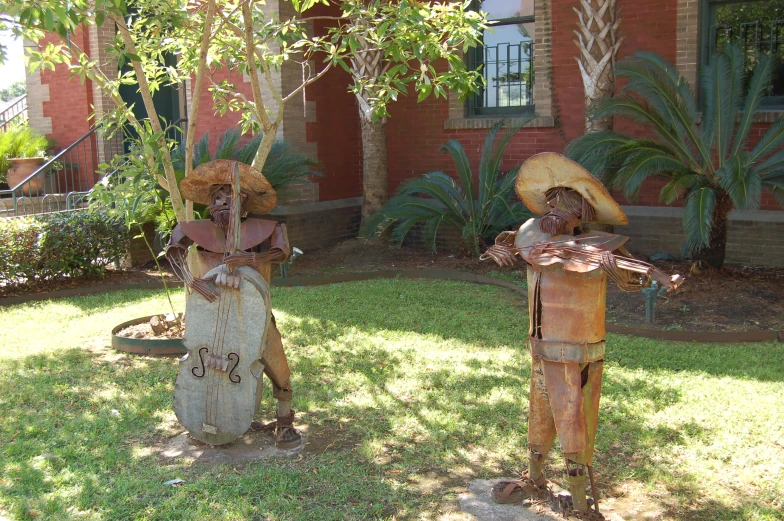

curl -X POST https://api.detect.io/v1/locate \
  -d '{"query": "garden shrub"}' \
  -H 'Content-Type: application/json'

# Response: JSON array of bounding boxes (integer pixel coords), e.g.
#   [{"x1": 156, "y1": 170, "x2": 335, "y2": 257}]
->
[{"x1": 0, "y1": 210, "x2": 129, "y2": 287}]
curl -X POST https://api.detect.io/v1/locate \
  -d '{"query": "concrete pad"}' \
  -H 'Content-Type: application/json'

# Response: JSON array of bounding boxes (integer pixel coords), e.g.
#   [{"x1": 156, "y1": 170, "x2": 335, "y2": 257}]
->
[{"x1": 459, "y1": 479, "x2": 626, "y2": 521}]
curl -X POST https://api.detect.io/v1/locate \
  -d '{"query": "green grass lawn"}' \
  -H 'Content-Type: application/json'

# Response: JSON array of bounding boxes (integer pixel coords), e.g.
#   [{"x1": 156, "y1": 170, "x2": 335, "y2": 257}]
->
[{"x1": 0, "y1": 279, "x2": 782, "y2": 521}]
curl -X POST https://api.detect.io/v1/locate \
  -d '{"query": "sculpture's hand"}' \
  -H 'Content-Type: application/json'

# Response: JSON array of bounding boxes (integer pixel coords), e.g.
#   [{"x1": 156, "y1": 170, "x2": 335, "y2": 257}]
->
[
  {"x1": 190, "y1": 278, "x2": 220, "y2": 302},
  {"x1": 480, "y1": 244, "x2": 518, "y2": 267},
  {"x1": 225, "y1": 252, "x2": 256, "y2": 271},
  {"x1": 215, "y1": 272, "x2": 241, "y2": 289}
]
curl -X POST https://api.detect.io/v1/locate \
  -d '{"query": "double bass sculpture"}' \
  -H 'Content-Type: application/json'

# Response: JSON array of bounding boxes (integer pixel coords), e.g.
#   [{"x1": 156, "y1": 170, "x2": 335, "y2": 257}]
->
[{"x1": 167, "y1": 160, "x2": 301, "y2": 447}]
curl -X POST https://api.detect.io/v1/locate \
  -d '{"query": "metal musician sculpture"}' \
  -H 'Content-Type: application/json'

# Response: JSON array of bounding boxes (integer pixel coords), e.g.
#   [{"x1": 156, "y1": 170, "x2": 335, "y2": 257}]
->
[
  {"x1": 166, "y1": 160, "x2": 301, "y2": 448},
  {"x1": 481, "y1": 153, "x2": 681, "y2": 515}
]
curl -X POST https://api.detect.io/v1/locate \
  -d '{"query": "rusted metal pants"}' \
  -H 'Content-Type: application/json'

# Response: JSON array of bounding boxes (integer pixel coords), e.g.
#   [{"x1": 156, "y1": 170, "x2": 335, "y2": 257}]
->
[
  {"x1": 528, "y1": 356, "x2": 603, "y2": 465},
  {"x1": 526, "y1": 266, "x2": 606, "y2": 465}
]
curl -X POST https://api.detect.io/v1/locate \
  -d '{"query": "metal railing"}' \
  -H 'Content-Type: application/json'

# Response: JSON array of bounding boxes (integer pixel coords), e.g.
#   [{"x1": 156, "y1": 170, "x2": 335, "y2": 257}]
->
[
  {"x1": 0, "y1": 95, "x2": 28, "y2": 132},
  {"x1": 0, "y1": 118, "x2": 188, "y2": 218}
]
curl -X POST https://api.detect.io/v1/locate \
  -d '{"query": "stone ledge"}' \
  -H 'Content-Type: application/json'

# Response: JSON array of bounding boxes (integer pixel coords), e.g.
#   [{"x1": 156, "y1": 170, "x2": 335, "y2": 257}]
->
[
  {"x1": 444, "y1": 116, "x2": 554, "y2": 130},
  {"x1": 621, "y1": 205, "x2": 784, "y2": 223},
  {"x1": 266, "y1": 197, "x2": 362, "y2": 217}
]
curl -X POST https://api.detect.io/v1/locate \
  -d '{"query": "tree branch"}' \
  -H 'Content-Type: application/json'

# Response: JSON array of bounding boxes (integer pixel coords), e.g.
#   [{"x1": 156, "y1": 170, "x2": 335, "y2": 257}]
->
[
  {"x1": 109, "y1": 11, "x2": 187, "y2": 222},
  {"x1": 184, "y1": 0, "x2": 217, "y2": 220}
]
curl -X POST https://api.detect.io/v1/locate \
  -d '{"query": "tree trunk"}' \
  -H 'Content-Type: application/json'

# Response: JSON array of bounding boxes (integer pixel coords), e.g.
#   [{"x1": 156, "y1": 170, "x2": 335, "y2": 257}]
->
[
  {"x1": 573, "y1": 0, "x2": 624, "y2": 134},
  {"x1": 360, "y1": 115, "x2": 388, "y2": 223},
  {"x1": 693, "y1": 195, "x2": 733, "y2": 269}
]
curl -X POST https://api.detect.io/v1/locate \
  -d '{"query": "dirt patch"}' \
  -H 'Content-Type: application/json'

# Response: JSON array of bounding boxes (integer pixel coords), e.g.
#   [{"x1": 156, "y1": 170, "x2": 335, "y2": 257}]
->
[
  {"x1": 157, "y1": 429, "x2": 306, "y2": 464},
  {"x1": 287, "y1": 240, "x2": 784, "y2": 333},
  {"x1": 115, "y1": 313, "x2": 184, "y2": 339}
]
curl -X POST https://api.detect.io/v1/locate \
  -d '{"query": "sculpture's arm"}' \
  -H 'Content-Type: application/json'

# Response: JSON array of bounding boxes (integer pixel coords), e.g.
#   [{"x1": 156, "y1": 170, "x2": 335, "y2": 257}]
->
[
  {"x1": 224, "y1": 223, "x2": 291, "y2": 270},
  {"x1": 165, "y1": 226, "x2": 220, "y2": 302}
]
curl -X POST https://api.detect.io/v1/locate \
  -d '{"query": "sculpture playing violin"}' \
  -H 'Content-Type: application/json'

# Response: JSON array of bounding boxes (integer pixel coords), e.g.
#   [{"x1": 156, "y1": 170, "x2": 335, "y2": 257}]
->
[
  {"x1": 481, "y1": 153, "x2": 682, "y2": 516},
  {"x1": 166, "y1": 160, "x2": 301, "y2": 447}
]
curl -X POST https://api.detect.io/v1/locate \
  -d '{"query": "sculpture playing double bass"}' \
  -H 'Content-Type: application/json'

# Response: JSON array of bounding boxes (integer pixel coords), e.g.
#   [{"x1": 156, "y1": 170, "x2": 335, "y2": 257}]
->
[
  {"x1": 482, "y1": 153, "x2": 682, "y2": 516},
  {"x1": 166, "y1": 160, "x2": 301, "y2": 448}
]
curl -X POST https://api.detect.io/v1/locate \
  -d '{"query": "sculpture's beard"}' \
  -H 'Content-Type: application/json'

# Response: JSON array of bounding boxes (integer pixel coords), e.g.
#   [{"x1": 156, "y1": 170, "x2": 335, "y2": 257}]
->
[
  {"x1": 539, "y1": 208, "x2": 579, "y2": 235},
  {"x1": 208, "y1": 204, "x2": 231, "y2": 229}
]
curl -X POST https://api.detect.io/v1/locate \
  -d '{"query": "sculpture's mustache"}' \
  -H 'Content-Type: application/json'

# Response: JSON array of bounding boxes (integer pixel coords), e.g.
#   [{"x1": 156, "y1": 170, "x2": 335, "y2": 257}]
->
[{"x1": 208, "y1": 204, "x2": 231, "y2": 228}]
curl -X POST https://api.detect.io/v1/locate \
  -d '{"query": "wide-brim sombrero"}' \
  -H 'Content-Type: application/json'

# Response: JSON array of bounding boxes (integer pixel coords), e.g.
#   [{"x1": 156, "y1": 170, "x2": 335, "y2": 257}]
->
[
  {"x1": 179, "y1": 160, "x2": 277, "y2": 215},
  {"x1": 515, "y1": 153, "x2": 628, "y2": 226}
]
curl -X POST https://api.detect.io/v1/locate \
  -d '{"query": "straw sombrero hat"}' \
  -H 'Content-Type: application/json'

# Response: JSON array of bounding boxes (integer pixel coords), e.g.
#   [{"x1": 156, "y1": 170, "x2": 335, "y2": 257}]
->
[
  {"x1": 179, "y1": 160, "x2": 277, "y2": 215},
  {"x1": 516, "y1": 153, "x2": 628, "y2": 226}
]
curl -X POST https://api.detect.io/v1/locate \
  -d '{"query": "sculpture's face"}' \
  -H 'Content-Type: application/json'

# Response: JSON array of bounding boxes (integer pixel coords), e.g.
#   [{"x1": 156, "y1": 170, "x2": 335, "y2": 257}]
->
[
  {"x1": 539, "y1": 187, "x2": 590, "y2": 236},
  {"x1": 208, "y1": 185, "x2": 248, "y2": 229}
]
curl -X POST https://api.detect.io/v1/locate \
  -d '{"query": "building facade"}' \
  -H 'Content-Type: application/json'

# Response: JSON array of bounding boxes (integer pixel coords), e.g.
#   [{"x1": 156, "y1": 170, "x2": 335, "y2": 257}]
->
[{"x1": 25, "y1": 0, "x2": 784, "y2": 265}]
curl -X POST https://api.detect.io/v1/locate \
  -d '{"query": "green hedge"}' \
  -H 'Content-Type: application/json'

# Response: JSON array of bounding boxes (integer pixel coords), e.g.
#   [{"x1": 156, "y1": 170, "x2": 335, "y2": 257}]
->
[{"x1": 0, "y1": 210, "x2": 130, "y2": 286}]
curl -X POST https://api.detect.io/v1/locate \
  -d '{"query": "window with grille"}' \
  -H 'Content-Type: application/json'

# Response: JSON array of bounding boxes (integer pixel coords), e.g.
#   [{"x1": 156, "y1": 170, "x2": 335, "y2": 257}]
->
[
  {"x1": 703, "y1": 0, "x2": 784, "y2": 108},
  {"x1": 469, "y1": 0, "x2": 535, "y2": 116}
]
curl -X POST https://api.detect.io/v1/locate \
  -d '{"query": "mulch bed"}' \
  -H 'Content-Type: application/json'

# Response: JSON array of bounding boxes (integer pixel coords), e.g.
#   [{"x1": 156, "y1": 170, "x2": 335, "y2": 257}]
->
[
  {"x1": 0, "y1": 267, "x2": 180, "y2": 299},
  {"x1": 287, "y1": 240, "x2": 784, "y2": 333},
  {"x1": 4, "y1": 239, "x2": 783, "y2": 333}
]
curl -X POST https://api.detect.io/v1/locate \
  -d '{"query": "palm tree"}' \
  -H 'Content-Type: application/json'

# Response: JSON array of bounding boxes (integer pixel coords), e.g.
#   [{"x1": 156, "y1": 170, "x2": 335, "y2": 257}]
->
[
  {"x1": 574, "y1": 0, "x2": 624, "y2": 133},
  {"x1": 566, "y1": 44, "x2": 784, "y2": 268},
  {"x1": 360, "y1": 120, "x2": 533, "y2": 257}
]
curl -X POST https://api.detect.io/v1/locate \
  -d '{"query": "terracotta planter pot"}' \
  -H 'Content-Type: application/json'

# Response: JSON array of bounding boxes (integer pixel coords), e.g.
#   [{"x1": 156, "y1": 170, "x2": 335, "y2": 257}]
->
[{"x1": 7, "y1": 157, "x2": 46, "y2": 195}]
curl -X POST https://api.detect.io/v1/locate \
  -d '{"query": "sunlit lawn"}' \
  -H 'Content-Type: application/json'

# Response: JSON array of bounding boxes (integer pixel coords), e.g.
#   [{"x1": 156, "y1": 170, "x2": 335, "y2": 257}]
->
[{"x1": 0, "y1": 279, "x2": 782, "y2": 520}]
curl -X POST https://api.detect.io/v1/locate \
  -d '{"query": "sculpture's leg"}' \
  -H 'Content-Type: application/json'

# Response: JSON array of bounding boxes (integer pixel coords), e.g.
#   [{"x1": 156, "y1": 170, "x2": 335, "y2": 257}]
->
[
  {"x1": 491, "y1": 356, "x2": 555, "y2": 504},
  {"x1": 542, "y1": 359, "x2": 603, "y2": 512},
  {"x1": 528, "y1": 356, "x2": 557, "y2": 481},
  {"x1": 260, "y1": 314, "x2": 302, "y2": 448}
]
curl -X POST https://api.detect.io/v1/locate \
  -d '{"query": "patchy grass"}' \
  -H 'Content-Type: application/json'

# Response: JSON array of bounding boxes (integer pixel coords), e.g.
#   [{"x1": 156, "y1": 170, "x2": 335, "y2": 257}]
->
[{"x1": 0, "y1": 279, "x2": 782, "y2": 521}]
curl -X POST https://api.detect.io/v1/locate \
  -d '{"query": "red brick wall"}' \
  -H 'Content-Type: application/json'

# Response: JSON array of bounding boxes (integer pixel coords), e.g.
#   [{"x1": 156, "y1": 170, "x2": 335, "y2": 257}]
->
[
  {"x1": 39, "y1": 29, "x2": 97, "y2": 191},
  {"x1": 190, "y1": 67, "x2": 250, "y2": 151},
  {"x1": 383, "y1": 0, "x2": 680, "y2": 204}
]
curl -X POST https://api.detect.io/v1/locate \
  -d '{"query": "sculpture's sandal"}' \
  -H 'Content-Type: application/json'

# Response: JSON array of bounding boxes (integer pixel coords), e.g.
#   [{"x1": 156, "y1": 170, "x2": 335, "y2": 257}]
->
[{"x1": 490, "y1": 476, "x2": 546, "y2": 504}]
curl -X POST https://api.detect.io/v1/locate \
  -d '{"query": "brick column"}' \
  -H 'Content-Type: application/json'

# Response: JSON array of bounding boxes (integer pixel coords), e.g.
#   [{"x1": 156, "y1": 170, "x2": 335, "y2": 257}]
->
[
  {"x1": 88, "y1": 21, "x2": 124, "y2": 166},
  {"x1": 24, "y1": 39, "x2": 53, "y2": 136},
  {"x1": 676, "y1": 0, "x2": 700, "y2": 88}
]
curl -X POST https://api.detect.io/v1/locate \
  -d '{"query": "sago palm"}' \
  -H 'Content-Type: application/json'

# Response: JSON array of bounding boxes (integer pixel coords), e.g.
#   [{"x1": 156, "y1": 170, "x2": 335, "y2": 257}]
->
[
  {"x1": 361, "y1": 120, "x2": 533, "y2": 257},
  {"x1": 566, "y1": 44, "x2": 784, "y2": 268}
]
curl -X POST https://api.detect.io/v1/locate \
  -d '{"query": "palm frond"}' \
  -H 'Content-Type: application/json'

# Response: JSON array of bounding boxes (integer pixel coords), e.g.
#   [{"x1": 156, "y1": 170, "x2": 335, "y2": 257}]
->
[
  {"x1": 659, "y1": 173, "x2": 703, "y2": 204},
  {"x1": 616, "y1": 53, "x2": 709, "y2": 168},
  {"x1": 235, "y1": 134, "x2": 263, "y2": 164},
  {"x1": 477, "y1": 120, "x2": 505, "y2": 206},
  {"x1": 762, "y1": 179, "x2": 784, "y2": 208},
  {"x1": 439, "y1": 139, "x2": 475, "y2": 212},
  {"x1": 592, "y1": 96, "x2": 700, "y2": 169},
  {"x1": 396, "y1": 173, "x2": 467, "y2": 218},
  {"x1": 683, "y1": 187, "x2": 717, "y2": 251},
  {"x1": 363, "y1": 126, "x2": 532, "y2": 255},
  {"x1": 618, "y1": 150, "x2": 687, "y2": 200},
  {"x1": 749, "y1": 118, "x2": 784, "y2": 164},
  {"x1": 215, "y1": 128, "x2": 240, "y2": 159},
  {"x1": 732, "y1": 53, "x2": 773, "y2": 157},
  {"x1": 716, "y1": 153, "x2": 760, "y2": 211}
]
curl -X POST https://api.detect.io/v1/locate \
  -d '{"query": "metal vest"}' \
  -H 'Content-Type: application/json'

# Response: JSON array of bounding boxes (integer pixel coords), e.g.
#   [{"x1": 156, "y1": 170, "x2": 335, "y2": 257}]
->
[{"x1": 516, "y1": 218, "x2": 607, "y2": 364}]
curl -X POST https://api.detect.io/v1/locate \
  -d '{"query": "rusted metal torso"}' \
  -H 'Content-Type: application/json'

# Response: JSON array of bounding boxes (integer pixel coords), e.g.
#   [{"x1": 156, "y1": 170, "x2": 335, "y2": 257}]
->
[
  {"x1": 516, "y1": 218, "x2": 608, "y2": 363},
  {"x1": 175, "y1": 218, "x2": 286, "y2": 284}
]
